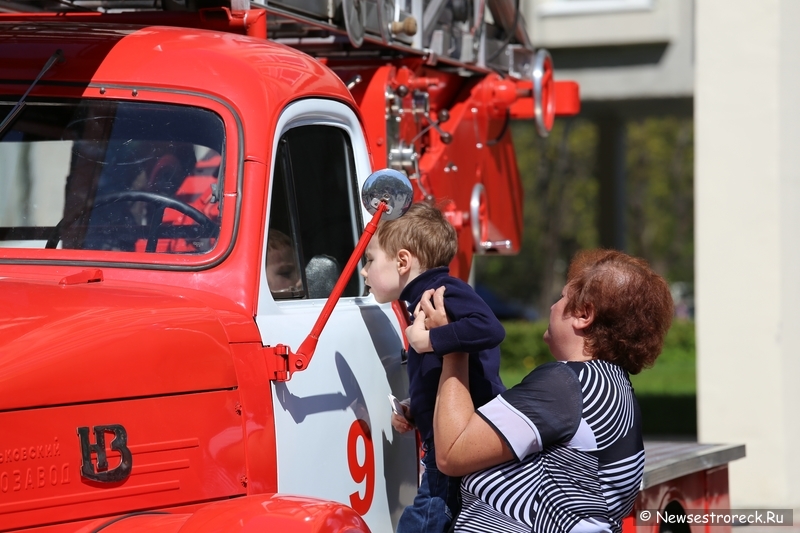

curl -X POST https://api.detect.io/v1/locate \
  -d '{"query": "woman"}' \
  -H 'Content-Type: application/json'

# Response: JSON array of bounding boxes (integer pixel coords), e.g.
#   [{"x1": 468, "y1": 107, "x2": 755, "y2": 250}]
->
[{"x1": 409, "y1": 249, "x2": 674, "y2": 533}]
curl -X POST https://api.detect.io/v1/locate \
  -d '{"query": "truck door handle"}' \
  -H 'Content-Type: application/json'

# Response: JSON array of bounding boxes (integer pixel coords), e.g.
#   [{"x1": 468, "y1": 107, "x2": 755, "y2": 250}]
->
[{"x1": 400, "y1": 348, "x2": 408, "y2": 365}]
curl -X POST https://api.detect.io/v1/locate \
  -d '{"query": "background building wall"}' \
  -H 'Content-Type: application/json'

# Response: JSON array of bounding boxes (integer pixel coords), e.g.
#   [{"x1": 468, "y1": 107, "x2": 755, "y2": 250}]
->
[
  {"x1": 528, "y1": 0, "x2": 693, "y2": 104},
  {"x1": 696, "y1": 0, "x2": 800, "y2": 507}
]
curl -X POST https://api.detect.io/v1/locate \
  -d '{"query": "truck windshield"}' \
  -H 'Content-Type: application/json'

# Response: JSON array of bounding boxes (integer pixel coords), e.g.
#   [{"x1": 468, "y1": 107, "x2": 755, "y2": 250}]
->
[{"x1": 0, "y1": 99, "x2": 225, "y2": 254}]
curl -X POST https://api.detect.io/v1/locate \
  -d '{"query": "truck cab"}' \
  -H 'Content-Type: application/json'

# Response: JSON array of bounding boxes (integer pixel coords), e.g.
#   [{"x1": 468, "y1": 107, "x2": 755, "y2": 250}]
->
[{"x1": 0, "y1": 22, "x2": 419, "y2": 532}]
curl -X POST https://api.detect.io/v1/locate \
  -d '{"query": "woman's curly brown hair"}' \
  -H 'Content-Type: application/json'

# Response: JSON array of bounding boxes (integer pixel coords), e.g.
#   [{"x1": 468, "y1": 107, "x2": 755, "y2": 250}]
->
[{"x1": 563, "y1": 249, "x2": 674, "y2": 374}]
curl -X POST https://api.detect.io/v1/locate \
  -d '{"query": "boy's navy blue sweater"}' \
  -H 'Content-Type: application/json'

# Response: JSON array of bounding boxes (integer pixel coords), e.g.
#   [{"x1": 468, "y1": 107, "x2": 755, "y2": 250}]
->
[{"x1": 400, "y1": 266, "x2": 506, "y2": 443}]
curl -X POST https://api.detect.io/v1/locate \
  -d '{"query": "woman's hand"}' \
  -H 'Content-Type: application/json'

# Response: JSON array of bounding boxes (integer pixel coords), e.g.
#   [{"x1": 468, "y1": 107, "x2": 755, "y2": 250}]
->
[
  {"x1": 418, "y1": 286, "x2": 448, "y2": 329},
  {"x1": 404, "y1": 286, "x2": 448, "y2": 353}
]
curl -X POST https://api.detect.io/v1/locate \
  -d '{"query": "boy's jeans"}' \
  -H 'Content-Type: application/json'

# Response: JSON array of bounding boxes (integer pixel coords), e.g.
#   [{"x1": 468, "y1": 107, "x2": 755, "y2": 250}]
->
[{"x1": 396, "y1": 441, "x2": 461, "y2": 533}]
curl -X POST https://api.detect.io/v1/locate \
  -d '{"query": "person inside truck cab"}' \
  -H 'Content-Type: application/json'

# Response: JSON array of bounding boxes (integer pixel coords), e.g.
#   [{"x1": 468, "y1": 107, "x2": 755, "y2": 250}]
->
[
  {"x1": 144, "y1": 142, "x2": 198, "y2": 196},
  {"x1": 416, "y1": 249, "x2": 674, "y2": 533},
  {"x1": 79, "y1": 140, "x2": 212, "y2": 252},
  {"x1": 360, "y1": 202, "x2": 506, "y2": 533},
  {"x1": 266, "y1": 229, "x2": 302, "y2": 296}
]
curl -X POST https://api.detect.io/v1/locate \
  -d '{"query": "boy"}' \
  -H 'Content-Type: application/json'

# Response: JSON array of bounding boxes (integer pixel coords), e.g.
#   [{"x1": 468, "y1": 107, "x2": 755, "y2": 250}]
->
[{"x1": 360, "y1": 202, "x2": 506, "y2": 533}]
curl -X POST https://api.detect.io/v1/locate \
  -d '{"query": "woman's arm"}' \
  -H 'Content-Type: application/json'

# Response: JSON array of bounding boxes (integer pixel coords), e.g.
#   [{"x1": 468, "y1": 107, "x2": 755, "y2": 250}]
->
[
  {"x1": 434, "y1": 353, "x2": 515, "y2": 476},
  {"x1": 419, "y1": 288, "x2": 515, "y2": 476}
]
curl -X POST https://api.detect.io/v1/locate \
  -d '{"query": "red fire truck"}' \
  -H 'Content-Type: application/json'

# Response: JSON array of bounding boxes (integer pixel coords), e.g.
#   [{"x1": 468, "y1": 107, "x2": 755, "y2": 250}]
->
[{"x1": 0, "y1": 0, "x2": 742, "y2": 531}]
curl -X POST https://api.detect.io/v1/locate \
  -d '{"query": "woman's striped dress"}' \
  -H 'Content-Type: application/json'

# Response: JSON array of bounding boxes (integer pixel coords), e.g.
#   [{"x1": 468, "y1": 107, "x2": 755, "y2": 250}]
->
[{"x1": 454, "y1": 360, "x2": 644, "y2": 533}]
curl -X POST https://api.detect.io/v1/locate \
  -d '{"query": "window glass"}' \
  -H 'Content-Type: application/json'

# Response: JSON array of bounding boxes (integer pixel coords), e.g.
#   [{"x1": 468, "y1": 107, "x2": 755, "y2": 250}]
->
[
  {"x1": 266, "y1": 125, "x2": 361, "y2": 299},
  {"x1": 265, "y1": 139, "x2": 304, "y2": 299},
  {"x1": 0, "y1": 100, "x2": 224, "y2": 254}
]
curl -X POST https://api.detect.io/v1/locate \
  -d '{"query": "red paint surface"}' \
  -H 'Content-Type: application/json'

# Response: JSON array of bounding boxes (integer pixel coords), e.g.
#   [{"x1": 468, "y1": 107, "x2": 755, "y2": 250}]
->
[{"x1": 624, "y1": 466, "x2": 733, "y2": 533}]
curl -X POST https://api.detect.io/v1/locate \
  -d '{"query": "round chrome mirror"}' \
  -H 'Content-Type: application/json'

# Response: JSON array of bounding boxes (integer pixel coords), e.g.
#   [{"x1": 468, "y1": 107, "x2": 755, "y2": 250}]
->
[
  {"x1": 361, "y1": 168, "x2": 413, "y2": 220},
  {"x1": 532, "y1": 49, "x2": 555, "y2": 138}
]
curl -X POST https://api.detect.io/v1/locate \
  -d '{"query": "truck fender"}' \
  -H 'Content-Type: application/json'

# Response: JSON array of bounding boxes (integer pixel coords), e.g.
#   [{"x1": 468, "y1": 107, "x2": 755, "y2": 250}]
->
[
  {"x1": 77, "y1": 512, "x2": 190, "y2": 533},
  {"x1": 176, "y1": 494, "x2": 371, "y2": 533},
  {"x1": 81, "y1": 496, "x2": 369, "y2": 533}
]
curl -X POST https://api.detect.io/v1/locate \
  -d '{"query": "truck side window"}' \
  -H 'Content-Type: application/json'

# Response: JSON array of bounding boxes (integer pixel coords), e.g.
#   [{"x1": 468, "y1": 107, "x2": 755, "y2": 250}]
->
[
  {"x1": 266, "y1": 140, "x2": 304, "y2": 299},
  {"x1": 267, "y1": 125, "x2": 361, "y2": 299}
]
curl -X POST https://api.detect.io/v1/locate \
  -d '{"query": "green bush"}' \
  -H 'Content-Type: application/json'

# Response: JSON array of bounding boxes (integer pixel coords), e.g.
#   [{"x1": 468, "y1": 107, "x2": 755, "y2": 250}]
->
[
  {"x1": 499, "y1": 319, "x2": 696, "y2": 396},
  {"x1": 657, "y1": 318, "x2": 696, "y2": 359},
  {"x1": 498, "y1": 321, "x2": 554, "y2": 388},
  {"x1": 630, "y1": 319, "x2": 696, "y2": 396},
  {"x1": 499, "y1": 321, "x2": 552, "y2": 367}
]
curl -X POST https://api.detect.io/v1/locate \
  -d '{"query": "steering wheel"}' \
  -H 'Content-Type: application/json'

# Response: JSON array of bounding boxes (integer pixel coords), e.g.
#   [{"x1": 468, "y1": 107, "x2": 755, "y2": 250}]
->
[{"x1": 46, "y1": 190, "x2": 219, "y2": 252}]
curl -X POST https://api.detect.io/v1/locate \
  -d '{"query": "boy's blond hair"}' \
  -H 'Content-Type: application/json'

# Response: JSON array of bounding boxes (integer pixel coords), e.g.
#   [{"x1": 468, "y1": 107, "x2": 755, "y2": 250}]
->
[{"x1": 376, "y1": 202, "x2": 457, "y2": 270}]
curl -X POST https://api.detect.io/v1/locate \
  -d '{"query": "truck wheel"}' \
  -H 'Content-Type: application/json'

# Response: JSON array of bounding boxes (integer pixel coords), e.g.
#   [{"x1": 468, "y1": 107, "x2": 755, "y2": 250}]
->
[{"x1": 658, "y1": 501, "x2": 691, "y2": 533}]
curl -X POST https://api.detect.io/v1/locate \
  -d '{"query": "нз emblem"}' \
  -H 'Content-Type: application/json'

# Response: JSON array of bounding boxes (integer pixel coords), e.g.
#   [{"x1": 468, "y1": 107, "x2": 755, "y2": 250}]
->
[{"x1": 77, "y1": 425, "x2": 132, "y2": 482}]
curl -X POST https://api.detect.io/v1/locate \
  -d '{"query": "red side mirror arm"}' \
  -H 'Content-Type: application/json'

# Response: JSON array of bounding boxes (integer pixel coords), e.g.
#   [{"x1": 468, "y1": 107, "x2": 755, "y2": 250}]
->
[{"x1": 265, "y1": 201, "x2": 388, "y2": 381}]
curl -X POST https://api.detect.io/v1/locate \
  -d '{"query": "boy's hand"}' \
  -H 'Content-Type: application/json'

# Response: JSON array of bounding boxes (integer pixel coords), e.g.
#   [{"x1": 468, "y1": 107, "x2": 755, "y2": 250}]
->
[
  {"x1": 405, "y1": 312, "x2": 433, "y2": 353},
  {"x1": 391, "y1": 398, "x2": 415, "y2": 433}
]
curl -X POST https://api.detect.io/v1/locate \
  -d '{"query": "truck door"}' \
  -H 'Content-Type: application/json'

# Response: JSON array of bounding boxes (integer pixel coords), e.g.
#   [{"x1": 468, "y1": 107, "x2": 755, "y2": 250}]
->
[{"x1": 255, "y1": 99, "x2": 417, "y2": 533}]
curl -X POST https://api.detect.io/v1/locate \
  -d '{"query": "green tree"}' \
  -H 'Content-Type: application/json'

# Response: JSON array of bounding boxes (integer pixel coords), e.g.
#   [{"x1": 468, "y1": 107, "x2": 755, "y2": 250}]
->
[
  {"x1": 626, "y1": 117, "x2": 694, "y2": 283},
  {"x1": 475, "y1": 116, "x2": 694, "y2": 317}
]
